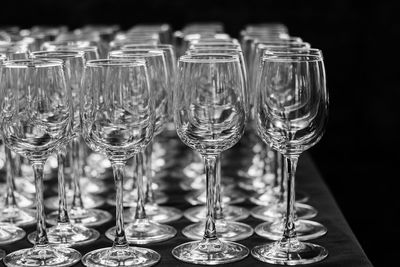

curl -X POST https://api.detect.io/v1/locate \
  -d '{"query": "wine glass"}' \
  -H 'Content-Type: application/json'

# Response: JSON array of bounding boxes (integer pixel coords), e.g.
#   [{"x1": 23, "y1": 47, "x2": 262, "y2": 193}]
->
[
  {"x1": 39, "y1": 46, "x2": 112, "y2": 227},
  {"x1": 179, "y1": 50, "x2": 252, "y2": 240},
  {"x1": 80, "y1": 59, "x2": 160, "y2": 267},
  {"x1": 0, "y1": 59, "x2": 81, "y2": 267},
  {"x1": 105, "y1": 49, "x2": 177, "y2": 244},
  {"x1": 27, "y1": 50, "x2": 100, "y2": 246},
  {"x1": 172, "y1": 54, "x2": 249, "y2": 264},
  {"x1": 251, "y1": 52, "x2": 329, "y2": 264}
]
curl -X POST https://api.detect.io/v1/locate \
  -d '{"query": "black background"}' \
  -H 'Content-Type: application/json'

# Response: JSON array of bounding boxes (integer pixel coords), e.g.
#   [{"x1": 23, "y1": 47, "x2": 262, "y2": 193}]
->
[{"x1": 1, "y1": 0, "x2": 399, "y2": 266}]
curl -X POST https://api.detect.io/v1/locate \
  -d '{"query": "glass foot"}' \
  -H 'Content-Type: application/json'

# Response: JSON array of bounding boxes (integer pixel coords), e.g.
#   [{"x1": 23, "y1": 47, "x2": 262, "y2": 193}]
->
[
  {"x1": 249, "y1": 189, "x2": 309, "y2": 204},
  {"x1": 106, "y1": 191, "x2": 167, "y2": 207},
  {"x1": 4, "y1": 246, "x2": 81, "y2": 267},
  {"x1": 51, "y1": 178, "x2": 107, "y2": 195},
  {"x1": 238, "y1": 175, "x2": 274, "y2": 192},
  {"x1": 47, "y1": 208, "x2": 112, "y2": 227},
  {"x1": 0, "y1": 223, "x2": 26, "y2": 245},
  {"x1": 0, "y1": 249, "x2": 5, "y2": 260},
  {"x1": 0, "y1": 207, "x2": 36, "y2": 227},
  {"x1": 180, "y1": 175, "x2": 235, "y2": 191},
  {"x1": 123, "y1": 178, "x2": 167, "y2": 192},
  {"x1": 172, "y1": 239, "x2": 249, "y2": 265},
  {"x1": 0, "y1": 191, "x2": 35, "y2": 208},
  {"x1": 182, "y1": 220, "x2": 253, "y2": 241},
  {"x1": 27, "y1": 223, "x2": 100, "y2": 246},
  {"x1": 255, "y1": 219, "x2": 327, "y2": 241},
  {"x1": 106, "y1": 219, "x2": 176, "y2": 245},
  {"x1": 185, "y1": 187, "x2": 246, "y2": 206},
  {"x1": 252, "y1": 240, "x2": 328, "y2": 265},
  {"x1": 184, "y1": 205, "x2": 249, "y2": 222},
  {"x1": 251, "y1": 202, "x2": 317, "y2": 220},
  {"x1": 82, "y1": 246, "x2": 160, "y2": 267},
  {"x1": 44, "y1": 194, "x2": 105, "y2": 210},
  {"x1": 124, "y1": 204, "x2": 182, "y2": 224}
]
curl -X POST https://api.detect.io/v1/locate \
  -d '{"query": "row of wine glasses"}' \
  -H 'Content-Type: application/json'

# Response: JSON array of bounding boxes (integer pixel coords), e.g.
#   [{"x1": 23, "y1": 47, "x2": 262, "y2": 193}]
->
[{"x1": 0, "y1": 22, "x2": 329, "y2": 266}]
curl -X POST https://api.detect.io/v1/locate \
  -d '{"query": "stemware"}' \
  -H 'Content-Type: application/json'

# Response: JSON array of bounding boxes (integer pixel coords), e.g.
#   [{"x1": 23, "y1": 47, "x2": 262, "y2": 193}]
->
[
  {"x1": 80, "y1": 59, "x2": 160, "y2": 267},
  {"x1": 0, "y1": 59, "x2": 81, "y2": 267},
  {"x1": 105, "y1": 49, "x2": 177, "y2": 243},
  {"x1": 182, "y1": 49, "x2": 250, "y2": 223},
  {"x1": 27, "y1": 50, "x2": 100, "y2": 246},
  {"x1": 172, "y1": 54, "x2": 249, "y2": 264},
  {"x1": 251, "y1": 52, "x2": 329, "y2": 264}
]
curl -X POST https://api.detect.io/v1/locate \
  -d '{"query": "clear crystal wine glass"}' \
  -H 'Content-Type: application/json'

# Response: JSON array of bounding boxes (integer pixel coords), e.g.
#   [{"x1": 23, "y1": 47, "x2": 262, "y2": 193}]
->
[
  {"x1": 27, "y1": 50, "x2": 100, "y2": 246},
  {"x1": 39, "y1": 45, "x2": 112, "y2": 227},
  {"x1": 80, "y1": 59, "x2": 160, "y2": 267},
  {"x1": 0, "y1": 59, "x2": 81, "y2": 267},
  {"x1": 180, "y1": 50, "x2": 252, "y2": 240},
  {"x1": 117, "y1": 44, "x2": 181, "y2": 223},
  {"x1": 172, "y1": 54, "x2": 249, "y2": 264},
  {"x1": 251, "y1": 48, "x2": 326, "y2": 240},
  {"x1": 251, "y1": 52, "x2": 329, "y2": 264},
  {"x1": 105, "y1": 49, "x2": 177, "y2": 244}
]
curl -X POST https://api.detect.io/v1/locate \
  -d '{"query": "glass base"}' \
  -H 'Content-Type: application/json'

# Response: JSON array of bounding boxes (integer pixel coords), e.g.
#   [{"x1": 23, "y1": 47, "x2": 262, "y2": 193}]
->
[
  {"x1": 238, "y1": 175, "x2": 274, "y2": 192},
  {"x1": 185, "y1": 188, "x2": 246, "y2": 206},
  {"x1": 182, "y1": 220, "x2": 254, "y2": 241},
  {"x1": 27, "y1": 223, "x2": 100, "y2": 247},
  {"x1": 124, "y1": 204, "x2": 182, "y2": 224},
  {"x1": 105, "y1": 219, "x2": 176, "y2": 245},
  {"x1": 0, "y1": 191, "x2": 35, "y2": 209},
  {"x1": 251, "y1": 202, "x2": 317, "y2": 221},
  {"x1": 251, "y1": 240, "x2": 328, "y2": 265},
  {"x1": 172, "y1": 239, "x2": 249, "y2": 265},
  {"x1": 255, "y1": 219, "x2": 327, "y2": 241},
  {"x1": 14, "y1": 177, "x2": 36, "y2": 195},
  {"x1": 44, "y1": 194, "x2": 105, "y2": 210},
  {"x1": 106, "y1": 191, "x2": 167, "y2": 207},
  {"x1": 4, "y1": 246, "x2": 81, "y2": 267},
  {"x1": 179, "y1": 175, "x2": 235, "y2": 191},
  {"x1": 123, "y1": 178, "x2": 167, "y2": 192},
  {"x1": 0, "y1": 207, "x2": 36, "y2": 227},
  {"x1": 0, "y1": 249, "x2": 5, "y2": 260},
  {"x1": 47, "y1": 208, "x2": 112, "y2": 227},
  {"x1": 250, "y1": 190, "x2": 309, "y2": 205},
  {"x1": 82, "y1": 246, "x2": 160, "y2": 267},
  {"x1": 51, "y1": 178, "x2": 107, "y2": 195},
  {"x1": 184, "y1": 205, "x2": 249, "y2": 222},
  {"x1": 0, "y1": 223, "x2": 26, "y2": 245}
]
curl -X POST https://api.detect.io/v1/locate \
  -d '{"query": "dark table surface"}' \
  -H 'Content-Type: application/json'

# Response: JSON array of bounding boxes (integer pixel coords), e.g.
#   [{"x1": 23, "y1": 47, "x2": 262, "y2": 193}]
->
[{"x1": 0, "y1": 136, "x2": 373, "y2": 267}]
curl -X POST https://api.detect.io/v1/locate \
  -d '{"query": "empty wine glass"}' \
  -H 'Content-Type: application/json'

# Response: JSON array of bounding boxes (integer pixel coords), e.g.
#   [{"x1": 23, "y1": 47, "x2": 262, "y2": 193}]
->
[
  {"x1": 105, "y1": 49, "x2": 177, "y2": 244},
  {"x1": 80, "y1": 59, "x2": 160, "y2": 267},
  {"x1": 27, "y1": 50, "x2": 100, "y2": 246},
  {"x1": 0, "y1": 59, "x2": 81, "y2": 267},
  {"x1": 172, "y1": 54, "x2": 249, "y2": 264},
  {"x1": 251, "y1": 52, "x2": 329, "y2": 264}
]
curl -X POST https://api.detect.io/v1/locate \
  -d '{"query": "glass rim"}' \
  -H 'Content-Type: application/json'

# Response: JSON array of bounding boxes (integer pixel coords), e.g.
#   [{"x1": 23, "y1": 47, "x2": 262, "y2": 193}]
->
[
  {"x1": 122, "y1": 43, "x2": 173, "y2": 49},
  {"x1": 263, "y1": 47, "x2": 323, "y2": 57},
  {"x1": 30, "y1": 50, "x2": 85, "y2": 58},
  {"x1": 109, "y1": 49, "x2": 164, "y2": 58},
  {"x1": 179, "y1": 54, "x2": 240, "y2": 63},
  {"x1": 262, "y1": 53, "x2": 323, "y2": 62},
  {"x1": 2, "y1": 58, "x2": 64, "y2": 68},
  {"x1": 86, "y1": 58, "x2": 147, "y2": 68}
]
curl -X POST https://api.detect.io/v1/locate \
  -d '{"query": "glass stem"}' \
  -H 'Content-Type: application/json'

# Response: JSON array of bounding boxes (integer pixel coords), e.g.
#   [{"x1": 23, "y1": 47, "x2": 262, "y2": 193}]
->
[
  {"x1": 134, "y1": 152, "x2": 147, "y2": 220},
  {"x1": 281, "y1": 155, "x2": 299, "y2": 243},
  {"x1": 144, "y1": 142, "x2": 154, "y2": 205},
  {"x1": 32, "y1": 161, "x2": 49, "y2": 247},
  {"x1": 71, "y1": 137, "x2": 84, "y2": 209},
  {"x1": 203, "y1": 155, "x2": 218, "y2": 241},
  {"x1": 112, "y1": 162, "x2": 128, "y2": 248},
  {"x1": 57, "y1": 145, "x2": 70, "y2": 224},
  {"x1": 278, "y1": 152, "x2": 285, "y2": 203},
  {"x1": 4, "y1": 147, "x2": 17, "y2": 208},
  {"x1": 214, "y1": 155, "x2": 223, "y2": 220}
]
